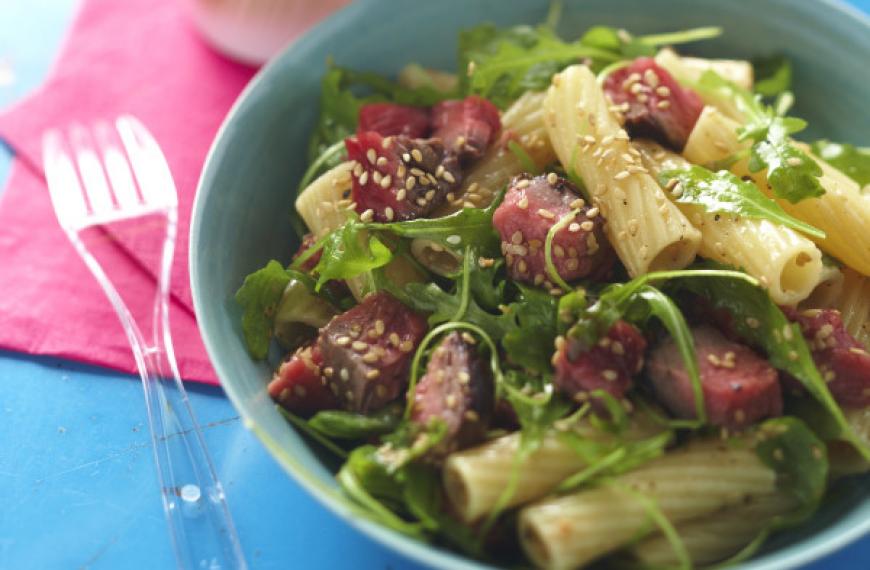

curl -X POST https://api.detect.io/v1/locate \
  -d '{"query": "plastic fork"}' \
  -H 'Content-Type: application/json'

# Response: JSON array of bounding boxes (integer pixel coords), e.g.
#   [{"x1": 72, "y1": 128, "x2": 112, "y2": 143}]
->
[{"x1": 42, "y1": 116, "x2": 247, "y2": 570}]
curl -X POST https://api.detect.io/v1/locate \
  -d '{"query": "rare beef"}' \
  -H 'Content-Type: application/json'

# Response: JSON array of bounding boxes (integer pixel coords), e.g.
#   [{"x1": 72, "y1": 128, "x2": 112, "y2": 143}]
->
[
  {"x1": 318, "y1": 291, "x2": 428, "y2": 413},
  {"x1": 553, "y1": 320, "x2": 646, "y2": 402},
  {"x1": 268, "y1": 344, "x2": 338, "y2": 415},
  {"x1": 431, "y1": 95, "x2": 501, "y2": 163},
  {"x1": 602, "y1": 58, "x2": 703, "y2": 150},
  {"x1": 783, "y1": 307, "x2": 870, "y2": 407},
  {"x1": 646, "y1": 326, "x2": 783, "y2": 429},
  {"x1": 358, "y1": 103, "x2": 431, "y2": 139},
  {"x1": 345, "y1": 131, "x2": 462, "y2": 222},
  {"x1": 492, "y1": 174, "x2": 614, "y2": 288},
  {"x1": 411, "y1": 332, "x2": 494, "y2": 459}
]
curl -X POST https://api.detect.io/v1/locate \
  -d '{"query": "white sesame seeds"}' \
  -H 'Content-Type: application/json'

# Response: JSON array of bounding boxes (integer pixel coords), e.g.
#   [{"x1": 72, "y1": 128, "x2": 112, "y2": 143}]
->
[
  {"x1": 644, "y1": 69, "x2": 659, "y2": 87},
  {"x1": 352, "y1": 340, "x2": 368, "y2": 352},
  {"x1": 511, "y1": 230, "x2": 523, "y2": 244},
  {"x1": 363, "y1": 352, "x2": 379, "y2": 363},
  {"x1": 570, "y1": 198, "x2": 585, "y2": 209},
  {"x1": 384, "y1": 207, "x2": 394, "y2": 221},
  {"x1": 366, "y1": 148, "x2": 377, "y2": 164},
  {"x1": 655, "y1": 85, "x2": 670, "y2": 97},
  {"x1": 443, "y1": 170, "x2": 456, "y2": 184},
  {"x1": 425, "y1": 189, "x2": 436, "y2": 201},
  {"x1": 358, "y1": 171, "x2": 369, "y2": 185},
  {"x1": 340, "y1": 368, "x2": 350, "y2": 382},
  {"x1": 458, "y1": 371, "x2": 471, "y2": 384},
  {"x1": 446, "y1": 234, "x2": 461, "y2": 245},
  {"x1": 656, "y1": 100, "x2": 671, "y2": 110},
  {"x1": 399, "y1": 340, "x2": 414, "y2": 353},
  {"x1": 516, "y1": 179, "x2": 531, "y2": 189},
  {"x1": 602, "y1": 369, "x2": 618, "y2": 382},
  {"x1": 537, "y1": 208, "x2": 555, "y2": 219},
  {"x1": 446, "y1": 394, "x2": 457, "y2": 409},
  {"x1": 580, "y1": 220, "x2": 594, "y2": 232},
  {"x1": 517, "y1": 197, "x2": 529, "y2": 209},
  {"x1": 568, "y1": 222, "x2": 581, "y2": 233},
  {"x1": 380, "y1": 175, "x2": 392, "y2": 189},
  {"x1": 396, "y1": 189, "x2": 408, "y2": 203},
  {"x1": 376, "y1": 156, "x2": 388, "y2": 167},
  {"x1": 335, "y1": 336, "x2": 351, "y2": 346},
  {"x1": 547, "y1": 172, "x2": 559, "y2": 185},
  {"x1": 586, "y1": 206, "x2": 600, "y2": 218},
  {"x1": 614, "y1": 171, "x2": 631, "y2": 180},
  {"x1": 553, "y1": 245, "x2": 565, "y2": 258},
  {"x1": 411, "y1": 149, "x2": 423, "y2": 162},
  {"x1": 746, "y1": 317, "x2": 760, "y2": 329},
  {"x1": 360, "y1": 209, "x2": 374, "y2": 223},
  {"x1": 402, "y1": 152, "x2": 411, "y2": 163}
]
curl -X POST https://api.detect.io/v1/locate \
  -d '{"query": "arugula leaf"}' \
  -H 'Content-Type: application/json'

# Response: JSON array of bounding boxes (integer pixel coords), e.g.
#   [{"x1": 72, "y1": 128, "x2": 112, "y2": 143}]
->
[
  {"x1": 748, "y1": 123, "x2": 825, "y2": 203},
  {"x1": 312, "y1": 221, "x2": 393, "y2": 291},
  {"x1": 581, "y1": 25, "x2": 722, "y2": 60},
  {"x1": 659, "y1": 165, "x2": 826, "y2": 239},
  {"x1": 307, "y1": 68, "x2": 370, "y2": 169},
  {"x1": 235, "y1": 260, "x2": 292, "y2": 359},
  {"x1": 811, "y1": 140, "x2": 870, "y2": 187},
  {"x1": 752, "y1": 55, "x2": 792, "y2": 97},
  {"x1": 366, "y1": 194, "x2": 503, "y2": 257},
  {"x1": 459, "y1": 24, "x2": 619, "y2": 108},
  {"x1": 308, "y1": 404, "x2": 402, "y2": 440},
  {"x1": 677, "y1": 267, "x2": 870, "y2": 461},
  {"x1": 755, "y1": 417, "x2": 828, "y2": 509},
  {"x1": 693, "y1": 70, "x2": 824, "y2": 203},
  {"x1": 404, "y1": 279, "x2": 512, "y2": 342},
  {"x1": 502, "y1": 285, "x2": 559, "y2": 373},
  {"x1": 337, "y1": 66, "x2": 453, "y2": 107}
]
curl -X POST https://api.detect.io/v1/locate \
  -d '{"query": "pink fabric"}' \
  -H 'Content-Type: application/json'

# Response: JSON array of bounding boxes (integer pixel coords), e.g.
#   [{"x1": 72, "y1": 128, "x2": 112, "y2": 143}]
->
[{"x1": 0, "y1": 0, "x2": 269, "y2": 383}]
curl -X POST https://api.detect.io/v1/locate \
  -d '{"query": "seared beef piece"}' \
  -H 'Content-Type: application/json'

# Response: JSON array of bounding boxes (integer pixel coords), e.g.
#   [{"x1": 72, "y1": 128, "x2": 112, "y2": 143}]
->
[
  {"x1": 268, "y1": 344, "x2": 338, "y2": 415},
  {"x1": 492, "y1": 174, "x2": 614, "y2": 288},
  {"x1": 646, "y1": 325, "x2": 783, "y2": 429},
  {"x1": 411, "y1": 332, "x2": 494, "y2": 459},
  {"x1": 345, "y1": 132, "x2": 462, "y2": 222},
  {"x1": 602, "y1": 58, "x2": 703, "y2": 151},
  {"x1": 431, "y1": 95, "x2": 501, "y2": 163},
  {"x1": 358, "y1": 102, "x2": 431, "y2": 139},
  {"x1": 553, "y1": 320, "x2": 646, "y2": 402},
  {"x1": 319, "y1": 292, "x2": 427, "y2": 413},
  {"x1": 783, "y1": 307, "x2": 870, "y2": 407}
]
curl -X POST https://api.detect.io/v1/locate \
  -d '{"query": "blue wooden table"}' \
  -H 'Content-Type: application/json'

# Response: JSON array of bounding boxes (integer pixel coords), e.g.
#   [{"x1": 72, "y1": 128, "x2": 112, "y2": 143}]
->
[{"x1": 0, "y1": 1, "x2": 868, "y2": 569}]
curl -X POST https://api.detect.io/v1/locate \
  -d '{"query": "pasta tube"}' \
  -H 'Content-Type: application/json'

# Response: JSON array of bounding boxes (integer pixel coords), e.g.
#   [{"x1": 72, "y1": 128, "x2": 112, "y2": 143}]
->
[
  {"x1": 655, "y1": 47, "x2": 754, "y2": 90},
  {"x1": 544, "y1": 65, "x2": 700, "y2": 277},
  {"x1": 684, "y1": 106, "x2": 870, "y2": 277},
  {"x1": 519, "y1": 438, "x2": 776, "y2": 570},
  {"x1": 625, "y1": 492, "x2": 798, "y2": 568},
  {"x1": 636, "y1": 139, "x2": 824, "y2": 305},
  {"x1": 443, "y1": 415, "x2": 664, "y2": 523}
]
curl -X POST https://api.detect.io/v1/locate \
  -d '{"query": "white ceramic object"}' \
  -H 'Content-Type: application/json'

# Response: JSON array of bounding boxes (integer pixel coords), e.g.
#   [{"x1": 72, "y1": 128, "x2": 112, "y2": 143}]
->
[{"x1": 184, "y1": 0, "x2": 350, "y2": 65}]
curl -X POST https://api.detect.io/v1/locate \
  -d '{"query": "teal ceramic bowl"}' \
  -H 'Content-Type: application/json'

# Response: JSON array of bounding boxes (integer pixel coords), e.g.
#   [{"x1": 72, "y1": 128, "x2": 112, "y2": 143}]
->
[{"x1": 190, "y1": 0, "x2": 870, "y2": 568}]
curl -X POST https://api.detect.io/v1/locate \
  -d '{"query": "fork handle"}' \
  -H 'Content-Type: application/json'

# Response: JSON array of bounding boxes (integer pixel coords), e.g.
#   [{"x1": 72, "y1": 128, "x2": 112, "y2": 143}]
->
[{"x1": 130, "y1": 329, "x2": 248, "y2": 570}]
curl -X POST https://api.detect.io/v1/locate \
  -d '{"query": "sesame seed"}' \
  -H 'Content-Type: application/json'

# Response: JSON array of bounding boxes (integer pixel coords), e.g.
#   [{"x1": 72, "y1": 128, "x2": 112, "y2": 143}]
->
[
  {"x1": 465, "y1": 410, "x2": 479, "y2": 422},
  {"x1": 511, "y1": 230, "x2": 523, "y2": 244},
  {"x1": 568, "y1": 222, "x2": 581, "y2": 233},
  {"x1": 570, "y1": 198, "x2": 585, "y2": 209},
  {"x1": 352, "y1": 341, "x2": 368, "y2": 352},
  {"x1": 389, "y1": 332, "x2": 400, "y2": 346},
  {"x1": 435, "y1": 165, "x2": 445, "y2": 177},
  {"x1": 340, "y1": 368, "x2": 350, "y2": 382},
  {"x1": 323, "y1": 367, "x2": 334, "y2": 377},
  {"x1": 786, "y1": 157, "x2": 802, "y2": 167},
  {"x1": 602, "y1": 369, "x2": 618, "y2": 381},
  {"x1": 644, "y1": 69, "x2": 659, "y2": 87},
  {"x1": 443, "y1": 170, "x2": 456, "y2": 184},
  {"x1": 458, "y1": 371, "x2": 470, "y2": 384},
  {"x1": 418, "y1": 175, "x2": 430, "y2": 187},
  {"x1": 782, "y1": 324, "x2": 794, "y2": 341},
  {"x1": 630, "y1": 82, "x2": 643, "y2": 95},
  {"x1": 547, "y1": 172, "x2": 559, "y2": 185},
  {"x1": 818, "y1": 324, "x2": 834, "y2": 339},
  {"x1": 380, "y1": 175, "x2": 391, "y2": 189},
  {"x1": 746, "y1": 317, "x2": 760, "y2": 329},
  {"x1": 402, "y1": 152, "x2": 411, "y2": 162},
  {"x1": 637, "y1": 93, "x2": 649, "y2": 103},
  {"x1": 366, "y1": 149, "x2": 377, "y2": 164},
  {"x1": 376, "y1": 156, "x2": 387, "y2": 167},
  {"x1": 335, "y1": 336, "x2": 351, "y2": 346},
  {"x1": 446, "y1": 394, "x2": 457, "y2": 409},
  {"x1": 396, "y1": 188, "x2": 408, "y2": 202},
  {"x1": 411, "y1": 149, "x2": 423, "y2": 162},
  {"x1": 627, "y1": 218, "x2": 639, "y2": 236},
  {"x1": 362, "y1": 352, "x2": 378, "y2": 363},
  {"x1": 399, "y1": 340, "x2": 414, "y2": 353},
  {"x1": 360, "y1": 209, "x2": 374, "y2": 223},
  {"x1": 611, "y1": 342, "x2": 624, "y2": 355},
  {"x1": 516, "y1": 179, "x2": 531, "y2": 189},
  {"x1": 396, "y1": 165, "x2": 406, "y2": 178},
  {"x1": 373, "y1": 171, "x2": 382, "y2": 185},
  {"x1": 353, "y1": 163, "x2": 363, "y2": 177},
  {"x1": 366, "y1": 369, "x2": 380, "y2": 380},
  {"x1": 425, "y1": 189, "x2": 436, "y2": 201},
  {"x1": 358, "y1": 171, "x2": 369, "y2": 185},
  {"x1": 553, "y1": 245, "x2": 565, "y2": 258},
  {"x1": 446, "y1": 234, "x2": 461, "y2": 245},
  {"x1": 614, "y1": 171, "x2": 631, "y2": 180},
  {"x1": 537, "y1": 208, "x2": 555, "y2": 219},
  {"x1": 601, "y1": 135, "x2": 615, "y2": 146},
  {"x1": 656, "y1": 100, "x2": 671, "y2": 110},
  {"x1": 580, "y1": 220, "x2": 594, "y2": 232},
  {"x1": 416, "y1": 198, "x2": 427, "y2": 206},
  {"x1": 478, "y1": 257, "x2": 495, "y2": 268},
  {"x1": 384, "y1": 207, "x2": 394, "y2": 221},
  {"x1": 565, "y1": 258, "x2": 579, "y2": 271},
  {"x1": 517, "y1": 197, "x2": 529, "y2": 209},
  {"x1": 517, "y1": 259, "x2": 528, "y2": 273}
]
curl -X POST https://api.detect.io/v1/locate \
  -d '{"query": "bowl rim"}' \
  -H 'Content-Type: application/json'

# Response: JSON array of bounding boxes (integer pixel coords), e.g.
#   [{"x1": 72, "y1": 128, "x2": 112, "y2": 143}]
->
[{"x1": 190, "y1": 0, "x2": 870, "y2": 568}]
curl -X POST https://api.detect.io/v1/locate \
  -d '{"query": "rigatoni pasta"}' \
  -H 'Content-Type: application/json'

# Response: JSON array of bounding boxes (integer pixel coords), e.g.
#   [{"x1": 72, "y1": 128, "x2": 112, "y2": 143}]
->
[
  {"x1": 635, "y1": 139, "x2": 824, "y2": 305},
  {"x1": 804, "y1": 267, "x2": 870, "y2": 348},
  {"x1": 519, "y1": 438, "x2": 777, "y2": 570},
  {"x1": 544, "y1": 65, "x2": 701, "y2": 277}
]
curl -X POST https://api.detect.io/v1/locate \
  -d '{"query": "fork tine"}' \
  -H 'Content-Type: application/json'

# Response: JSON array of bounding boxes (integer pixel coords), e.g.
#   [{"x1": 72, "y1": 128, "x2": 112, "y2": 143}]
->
[
  {"x1": 69, "y1": 123, "x2": 115, "y2": 216},
  {"x1": 115, "y1": 115, "x2": 178, "y2": 210},
  {"x1": 42, "y1": 129, "x2": 89, "y2": 230},
  {"x1": 94, "y1": 120, "x2": 140, "y2": 209}
]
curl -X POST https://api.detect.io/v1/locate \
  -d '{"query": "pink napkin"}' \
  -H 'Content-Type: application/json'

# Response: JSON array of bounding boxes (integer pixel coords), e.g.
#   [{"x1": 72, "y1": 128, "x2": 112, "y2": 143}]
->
[{"x1": 0, "y1": 0, "x2": 265, "y2": 383}]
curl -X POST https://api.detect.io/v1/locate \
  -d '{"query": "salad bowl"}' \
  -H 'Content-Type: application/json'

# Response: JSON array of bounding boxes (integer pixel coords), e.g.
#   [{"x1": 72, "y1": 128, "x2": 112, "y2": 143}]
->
[{"x1": 190, "y1": 0, "x2": 870, "y2": 568}]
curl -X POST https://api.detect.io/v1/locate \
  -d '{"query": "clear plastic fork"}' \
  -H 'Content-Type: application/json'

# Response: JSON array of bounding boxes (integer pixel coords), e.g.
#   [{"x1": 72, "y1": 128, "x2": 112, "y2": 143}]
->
[{"x1": 41, "y1": 116, "x2": 247, "y2": 570}]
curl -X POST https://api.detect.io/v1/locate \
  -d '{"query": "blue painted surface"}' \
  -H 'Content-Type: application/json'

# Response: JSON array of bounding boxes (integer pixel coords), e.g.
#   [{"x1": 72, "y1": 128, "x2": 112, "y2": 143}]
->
[{"x1": 0, "y1": 1, "x2": 869, "y2": 569}]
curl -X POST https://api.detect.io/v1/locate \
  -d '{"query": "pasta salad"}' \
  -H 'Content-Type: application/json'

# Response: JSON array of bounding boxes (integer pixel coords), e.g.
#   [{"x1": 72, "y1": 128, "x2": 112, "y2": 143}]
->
[{"x1": 234, "y1": 17, "x2": 870, "y2": 570}]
